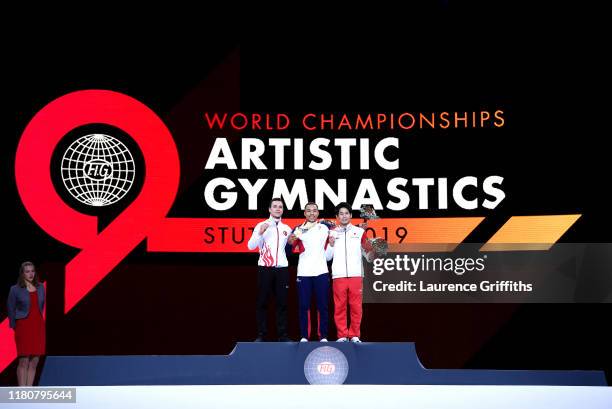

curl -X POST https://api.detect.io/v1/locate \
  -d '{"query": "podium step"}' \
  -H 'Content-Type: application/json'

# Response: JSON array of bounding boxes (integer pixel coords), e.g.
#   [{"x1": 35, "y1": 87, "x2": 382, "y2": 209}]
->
[{"x1": 39, "y1": 342, "x2": 606, "y2": 386}]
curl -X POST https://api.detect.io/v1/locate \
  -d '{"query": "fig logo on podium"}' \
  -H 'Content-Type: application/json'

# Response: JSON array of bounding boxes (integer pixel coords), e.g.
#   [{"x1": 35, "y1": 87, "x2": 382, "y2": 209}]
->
[
  {"x1": 304, "y1": 346, "x2": 349, "y2": 384},
  {"x1": 60, "y1": 133, "x2": 136, "y2": 206},
  {"x1": 317, "y1": 361, "x2": 336, "y2": 375}
]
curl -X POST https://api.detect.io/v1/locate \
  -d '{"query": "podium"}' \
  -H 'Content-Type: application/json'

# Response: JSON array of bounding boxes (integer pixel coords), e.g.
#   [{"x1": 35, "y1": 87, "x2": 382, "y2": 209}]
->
[{"x1": 39, "y1": 342, "x2": 607, "y2": 386}]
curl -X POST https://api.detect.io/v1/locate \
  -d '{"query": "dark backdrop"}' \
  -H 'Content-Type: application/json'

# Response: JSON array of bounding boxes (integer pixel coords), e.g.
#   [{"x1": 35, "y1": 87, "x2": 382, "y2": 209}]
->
[{"x1": 2, "y1": 2, "x2": 609, "y2": 385}]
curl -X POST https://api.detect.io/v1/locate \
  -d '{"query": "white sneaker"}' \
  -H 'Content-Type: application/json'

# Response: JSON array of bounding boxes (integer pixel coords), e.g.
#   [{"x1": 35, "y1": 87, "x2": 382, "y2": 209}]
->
[
  {"x1": 336, "y1": 337, "x2": 348, "y2": 342},
  {"x1": 350, "y1": 337, "x2": 362, "y2": 343},
  {"x1": 320, "y1": 338, "x2": 328, "y2": 342},
  {"x1": 300, "y1": 338, "x2": 308, "y2": 342}
]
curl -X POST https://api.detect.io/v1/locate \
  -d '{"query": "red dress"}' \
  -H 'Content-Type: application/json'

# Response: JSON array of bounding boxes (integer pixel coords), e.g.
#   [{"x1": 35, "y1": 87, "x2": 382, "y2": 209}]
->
[{"x1": 14, "y1": 291, "x2": 46, "y2": 356}]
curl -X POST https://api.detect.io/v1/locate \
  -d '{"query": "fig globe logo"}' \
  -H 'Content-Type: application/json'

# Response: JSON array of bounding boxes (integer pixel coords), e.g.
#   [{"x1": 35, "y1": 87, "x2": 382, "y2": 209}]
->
[
  {"x1": 84, "y1": 159, "x2": 113, "y2": 181},
  {"x1": 304, "y1": 346, "x2": 349, "y2": 384},
  {"x1": 60, "y1": 133, "x2": 136, "y2": 206},
  {"x1": 317, "y1": 361, "x2": 336, "y2": 375}
]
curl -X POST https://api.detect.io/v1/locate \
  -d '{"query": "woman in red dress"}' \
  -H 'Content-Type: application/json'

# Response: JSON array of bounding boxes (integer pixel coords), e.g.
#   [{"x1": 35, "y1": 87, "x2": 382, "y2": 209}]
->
[{"x1": 7, "y1": 261, "x2": 46, "y2": 386}]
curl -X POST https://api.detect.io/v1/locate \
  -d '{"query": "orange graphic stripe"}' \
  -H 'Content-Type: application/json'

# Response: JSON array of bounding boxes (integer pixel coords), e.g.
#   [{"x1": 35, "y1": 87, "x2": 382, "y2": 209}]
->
[
  {"x1": 367, "y1": 217, "x2": 484, "y2": 252},
  {"x1": 480, "y1": 214, "x2": 581, "y2": 251}
]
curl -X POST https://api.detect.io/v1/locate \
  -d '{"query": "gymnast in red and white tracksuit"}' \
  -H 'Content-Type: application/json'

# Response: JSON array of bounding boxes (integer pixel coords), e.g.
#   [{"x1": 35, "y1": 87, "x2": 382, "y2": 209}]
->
[
  {"x1": 247, "y1": 198, "x2": 293, "y2": 342},
  {"x1": 326, "y1": 202, "x2": 374, "y2": 343}
]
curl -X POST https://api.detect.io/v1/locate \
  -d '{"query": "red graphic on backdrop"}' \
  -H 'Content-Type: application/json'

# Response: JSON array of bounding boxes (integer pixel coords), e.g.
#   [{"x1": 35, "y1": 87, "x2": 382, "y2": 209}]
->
[{"x1": 2, "y1": 90, "x2": 180, "y2": 372}]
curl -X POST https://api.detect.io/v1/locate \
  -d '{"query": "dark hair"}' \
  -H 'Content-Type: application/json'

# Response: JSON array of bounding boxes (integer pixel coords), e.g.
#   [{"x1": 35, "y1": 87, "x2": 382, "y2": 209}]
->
[
  {"x1": 17, "y1": 261, "x2": 40, "y2": 288},
  {"x1": 304, "y1": 201, "x2": 318, "y2": 210},
  {"x1": 269, "y1": 197, "x2": 284, "y2": 208},
  {"x1": 335, "y1": 202, "x2": 352, "y2": 216}
]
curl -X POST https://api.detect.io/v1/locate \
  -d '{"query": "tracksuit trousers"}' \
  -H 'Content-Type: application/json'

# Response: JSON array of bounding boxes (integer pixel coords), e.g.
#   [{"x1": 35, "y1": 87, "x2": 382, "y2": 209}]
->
[
  {"x1": 256, "y1": 266, "x2": 289, "y2": 337},
  {"x1": 297, "y1": 273, "x2": 330, "y2": 339},
  {"x1": 333, "y1": 277, "x2": 363, "y2": 338}
]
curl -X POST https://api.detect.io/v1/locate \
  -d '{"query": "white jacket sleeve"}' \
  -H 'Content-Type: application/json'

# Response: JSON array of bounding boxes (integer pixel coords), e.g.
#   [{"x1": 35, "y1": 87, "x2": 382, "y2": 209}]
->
[
  {"x1": 325, "y1": 240, "x2": 334, "y2": 261},
  {"x1": 247, "y1": 223, "x2": 264, "y2": 250}
]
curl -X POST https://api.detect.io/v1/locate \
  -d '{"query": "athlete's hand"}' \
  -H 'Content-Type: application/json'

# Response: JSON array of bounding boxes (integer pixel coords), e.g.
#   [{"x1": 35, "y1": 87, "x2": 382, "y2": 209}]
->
[
  {"x1": 259, "y1": 223, "x2": 270, "y2": 235},
  {"x1": 365, "y1": 250, "x2": 377, "y2": 263},
  {"x1": 328, "y1": 233, "x2": 336, "y2": 247}
]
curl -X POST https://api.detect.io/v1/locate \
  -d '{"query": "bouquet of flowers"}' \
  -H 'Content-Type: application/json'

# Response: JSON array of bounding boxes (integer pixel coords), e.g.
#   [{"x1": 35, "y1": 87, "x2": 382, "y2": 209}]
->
[
  {"x1": 359, "y1": 204, "x2": 380, "y2": 220},
  {"x1": 368, "y1": 237, "x2": 389, "y2": 256}
]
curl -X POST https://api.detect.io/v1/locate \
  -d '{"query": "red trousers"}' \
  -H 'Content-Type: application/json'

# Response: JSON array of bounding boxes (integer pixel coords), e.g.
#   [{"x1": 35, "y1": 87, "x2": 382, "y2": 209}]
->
[{"x1": 333, "y1": 277, "x2": 362, "y2": 338}]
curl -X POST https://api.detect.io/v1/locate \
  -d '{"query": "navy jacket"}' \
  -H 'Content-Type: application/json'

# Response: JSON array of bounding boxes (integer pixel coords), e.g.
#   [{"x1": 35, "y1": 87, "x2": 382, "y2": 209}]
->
[{"x1": 6, "y1": 284, "x2": 45, "y2": 329}]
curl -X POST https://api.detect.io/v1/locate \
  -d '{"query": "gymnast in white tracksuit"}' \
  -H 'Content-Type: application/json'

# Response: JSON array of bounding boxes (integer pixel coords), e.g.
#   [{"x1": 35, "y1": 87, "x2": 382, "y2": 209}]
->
[{"x1": 288, "y1": 202, "x2": 332, "y2": 342}]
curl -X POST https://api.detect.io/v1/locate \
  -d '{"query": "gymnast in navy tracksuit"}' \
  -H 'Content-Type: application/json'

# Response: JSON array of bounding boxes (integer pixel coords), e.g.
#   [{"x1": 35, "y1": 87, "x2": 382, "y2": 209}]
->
[{"x1": 288, "y1": 202, "x2": 332, "y2": 342}]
